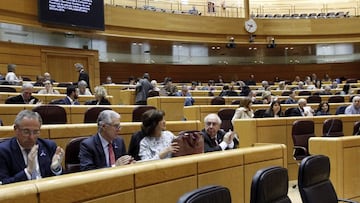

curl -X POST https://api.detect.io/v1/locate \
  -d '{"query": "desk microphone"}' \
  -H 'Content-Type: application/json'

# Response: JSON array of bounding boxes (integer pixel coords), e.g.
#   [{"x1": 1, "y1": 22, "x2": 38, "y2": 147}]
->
[{"x1": 325, "y1": 119, "x2": 335, "y2": 137}]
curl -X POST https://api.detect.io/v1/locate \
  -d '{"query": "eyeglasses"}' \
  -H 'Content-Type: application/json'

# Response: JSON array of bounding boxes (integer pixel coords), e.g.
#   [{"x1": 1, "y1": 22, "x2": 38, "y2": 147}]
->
[
  {"x1": 205, "y1": 122, "x2": 219, "y2": 126},
  {"x1": 18, "y1": 128, "x2": 40, "y2": 136},
  {"x1": 108, "y1": 123, "x2": 121, "y2": 130}
]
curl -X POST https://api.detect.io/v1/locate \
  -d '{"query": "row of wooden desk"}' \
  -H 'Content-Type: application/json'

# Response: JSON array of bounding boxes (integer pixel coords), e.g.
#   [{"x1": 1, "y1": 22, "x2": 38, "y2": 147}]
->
[
  {"x1": 0, "y1": 111, "x2": 359, "y2": 200},
  {"x1": 0, "y1": 142, "x2": 287, "y2": 203},
  {"x1": 0, "y1": 101, "x2": 352, "y2": 127}
]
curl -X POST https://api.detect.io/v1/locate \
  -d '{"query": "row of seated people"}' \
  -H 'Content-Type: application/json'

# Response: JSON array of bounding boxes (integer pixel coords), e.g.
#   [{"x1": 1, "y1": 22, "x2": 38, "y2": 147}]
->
[
  {"x1": 2, "y1": 83, "x2": 110, "y2": 105},
  {"x1": 217, "y1": 96, "x2": 360, "y2": 132},
  {"x1": 0, "y1": 109, "x2": 238, "y2": 185}
]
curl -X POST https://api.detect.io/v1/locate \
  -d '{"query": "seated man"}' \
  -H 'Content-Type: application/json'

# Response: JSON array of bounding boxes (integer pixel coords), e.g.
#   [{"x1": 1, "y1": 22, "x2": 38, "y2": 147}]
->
[
  {"x1": 0, "y1": 110, "x2": 64, "y2": 184},
  {"x1": 79, "y1": 110, "x2": 135, "y2": 171},
  {"x1": 345, "y1": 96, "x2": 360, "y2": 114},
  {"x1": 5, "y1": 83, "x2": 40, "y2": 104},
  {"x1": 53, "y1": 85, "x2": 79, "y2": 105},
  {"x1": 175, "y1": 85, "x2": 194, "y2": 106},
  {"x1": 284, "y1": 90, "x2": 297, "y2": 104},
  {"x1": 201, "y1": 113, "x2": 239, "y2": 152},
  {"x1": 289, "y1": 98, "x2": 313, "y2": 117}
]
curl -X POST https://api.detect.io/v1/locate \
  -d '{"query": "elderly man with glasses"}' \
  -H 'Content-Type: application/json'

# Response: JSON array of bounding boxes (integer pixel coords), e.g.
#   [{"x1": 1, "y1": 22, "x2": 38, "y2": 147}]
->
[
  {"x1": 201, "y1": 113, "x2": 239, "y2": 153},
  {"x1": 0, "y1": 110, "x2": 64, "y2": 184},
  {"x1": 79, "y1": 110, "x2": 135, "y2": 171}
]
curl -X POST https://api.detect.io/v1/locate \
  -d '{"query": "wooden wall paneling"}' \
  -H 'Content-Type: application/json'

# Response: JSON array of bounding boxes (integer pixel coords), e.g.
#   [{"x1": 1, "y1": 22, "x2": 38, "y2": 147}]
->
[{"x1": 100, "y1": 62, "x2": 360, "y2": 84}]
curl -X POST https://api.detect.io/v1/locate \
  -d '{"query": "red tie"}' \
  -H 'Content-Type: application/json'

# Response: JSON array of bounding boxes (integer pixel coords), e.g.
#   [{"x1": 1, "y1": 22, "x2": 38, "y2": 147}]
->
[{"x1": 108, "y1": 143, "x2": 115, "y2": 167}]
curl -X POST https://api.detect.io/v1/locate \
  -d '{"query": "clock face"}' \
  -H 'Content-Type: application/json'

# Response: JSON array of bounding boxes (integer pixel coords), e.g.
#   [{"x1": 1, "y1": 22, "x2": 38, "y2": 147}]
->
[{"x1": 244, "y1": 19, "x2": 257, "y2": 33}]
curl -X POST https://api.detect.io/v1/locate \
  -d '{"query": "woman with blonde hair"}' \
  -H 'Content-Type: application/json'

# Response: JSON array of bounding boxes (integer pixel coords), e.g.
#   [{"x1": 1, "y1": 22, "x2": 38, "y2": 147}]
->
[
  {"x1": 231, "y1": 97, "x2": 254, "y2": 124},
  {"x1": 85, "y1": 86, "x2": 111, "y2": 105}
]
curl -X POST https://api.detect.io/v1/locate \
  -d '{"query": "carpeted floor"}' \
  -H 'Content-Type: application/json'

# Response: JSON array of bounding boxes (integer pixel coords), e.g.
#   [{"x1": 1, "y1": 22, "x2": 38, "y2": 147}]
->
[{"x1": 288, "y1": 180, "x2": 302, "y2": 203}]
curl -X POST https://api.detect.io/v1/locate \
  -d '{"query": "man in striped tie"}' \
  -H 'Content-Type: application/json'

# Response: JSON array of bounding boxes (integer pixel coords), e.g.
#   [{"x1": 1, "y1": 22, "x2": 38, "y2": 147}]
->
[{"x1": 79, "y1": 110, "x2": 135, "y2": 171}]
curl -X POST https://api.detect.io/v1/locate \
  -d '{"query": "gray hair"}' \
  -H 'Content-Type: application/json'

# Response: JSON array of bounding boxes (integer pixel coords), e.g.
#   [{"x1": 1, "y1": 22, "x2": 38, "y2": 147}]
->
[
  {"x1": 97, "y1": 110, "x2": 120, "y2": 129},
  {"x1": 298, "y1": 98, "x2": 307, "y2": 104},
  {"x1": 14, "y1": 110, "x2": 42, "y2": 126},
  {"x1": 7, "y1": 64, "x2": 16, "y2": 72},
  {"x1": 22, "y1": 82, "x2": 34, "y2": 90},
  {"x1": 78, "y1": 80, "x2": 88, "y2": 88},
  {"x1": 94, "y1": 86, "x2": 107, "y2": 98},
  {"x1": 204, "y1": 113, "x2": 222, "y2": 125},
  {"x1": 74, "y1": 63, "x2": 84, "y2": 70},
  {"x1": 353, "y1": 96, "x2": 360, "y2": 103}
]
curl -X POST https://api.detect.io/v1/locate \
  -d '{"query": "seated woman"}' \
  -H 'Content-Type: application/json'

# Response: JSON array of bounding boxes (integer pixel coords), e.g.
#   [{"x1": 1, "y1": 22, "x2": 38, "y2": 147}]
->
[
  {"x1": 315, "y1": 101, "x2": 330, "y2": 116},
  {"x1": 231, "y1": 97, "x2": 254, "y2": 124},
  {"x1": 37, "y1": 80, "x2": 60, "y2": 94},
  {"x1": 138, "y1": 109, "x2": 179, "y2": 161},
  {"x1": 263, "y1": 100, "x2": 284, "y2": 118},
  {"x1": 84, "y1": 86, "x2": 111, "y2": 105}
]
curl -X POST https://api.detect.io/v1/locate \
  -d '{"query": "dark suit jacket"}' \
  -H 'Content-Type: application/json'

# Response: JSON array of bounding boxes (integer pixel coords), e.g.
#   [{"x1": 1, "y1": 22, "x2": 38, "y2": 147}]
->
[
  {"x1": 79, "y1": 134, "x2": 127, "y2": 171},
  {"x1": 289, "y1": 107, "x2": 303, "y2": 117},
  {"x1": 84, "y1": 98, "x2": 111, "y2": 105},
  {"x1": 78, "y1": 70, "x2": 91, "y2": 93},
  {"x1": 201, "y1": 129, "x2": 239, "y2": 153},
  {"x1": 5, "y1": 94, "x2": 39, "y2": 104},
  {"x1": 128, "y1": 131, "x2": 145, "y2": 161},
  {"x1": 55, "y1": 97, "x2": 80, "y2": 105},
  {"x1": 0, "y1": 137, "x2": 58, "y2": 184}
]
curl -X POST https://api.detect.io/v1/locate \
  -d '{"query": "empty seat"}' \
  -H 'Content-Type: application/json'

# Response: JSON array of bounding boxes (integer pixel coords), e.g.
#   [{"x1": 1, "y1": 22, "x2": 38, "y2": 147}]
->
[
  {"x1": 253, "y1": 109, "x2": 266, "y2": 118},
  {"x1": 291, "y1": 13, "x2": 300, "y2": 18},
  {"x1": 328, "y1": 95, "x2": 344, "y2": 103},
  {"x1": 0, "y1": 86, "x2": 16, "y2": 92},
  {"x1": 231, "y1": 99, "x2": 240, "y2": 105},
  {"x1": 353, "y1": 121, "x2": 360, "y2": 135},
  {"x1": 299, "y1": 13, "x2": 308, "y2": 18},
  {"x1": 250, "y1": 166, "x2": 291, "y2": 203},
  {"x1": 218, "y1": 108, "x2": 235, "y2": 131},
  {"x1": 147, "y1": 90, "x2": 160, "y2": 97},
  {"x1": 132, "y1": 105, "x2": 156, "y2": 122},
  {"x1": 177, "y1": 185, "x2": 231, "y2": 203},
  {"x1": 57, "y1": 82, "x2": 73, "y2": 88},
  {"x1": 84, "y1": 107, "x2": 112, "y2": 123},
  {"x1": 292, "y1": 120, "x2": 315, "y2": 161},
  {"x1": 298, "y1": 91, "x2": 311, "y2": 96},
  {"x1": 298, "y1": 155, "x2": 358, "y2": 203},
  {"x1": 211, "y1": 96, "x2": 225, "y2": 105},
  {"x1": 307, "y1": 95, "x2": 321, "y2": 103},
  {"x1": 32, "y1": 105, "x2": 67, "y2": 124},
  {"x1": 323, "y1": 118, "x2": 344, "y2": 137},
  {"x1": 65, "y1": 137, "x2": 88, "y2": 173},
  {"x1": 317, "y1": 12, "x2": 326, "y2": 18},
  {"x1": 281, "y1": 91, "x2": 292, "y2": 96},
  {"x1": 308, "y1": 13, "x2": 317, "y2": 18}
]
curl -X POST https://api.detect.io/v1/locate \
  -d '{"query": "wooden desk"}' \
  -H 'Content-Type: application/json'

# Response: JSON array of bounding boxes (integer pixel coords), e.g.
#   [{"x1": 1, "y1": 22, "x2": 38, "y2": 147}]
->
[
  {"x1": 233, "y1": 115, "x2": 360, "y2": 180},
  {"x1": 0, "y1": 144, "x2": 286, "y2": 203},
  {"x1": 309, "y1": 136, "x2": 360, "y2": 201}
]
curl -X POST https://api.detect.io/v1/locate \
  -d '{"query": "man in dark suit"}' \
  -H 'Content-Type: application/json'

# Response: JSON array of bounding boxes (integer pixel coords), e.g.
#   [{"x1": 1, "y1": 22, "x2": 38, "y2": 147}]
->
[
  {"x1": 79, "y1": 110, "x2": 135, "y2": 171},
  {"x1": 289, "y1": 98, "x2": 313, "y2": 117},
  {"x1": 54, "y1": 85, "x2": 79, "y2": 105},
  {"x1": 201, "y1": 113, "x2": 239, "y2": 152},
  {"x1": 74, "y1": 63, "x2": 91, "y2": 93},
  {"x1": 5, "y1": 83, "x2": 40, "y2": 104},
  {"x1": 0, "y1": 110, "x2": 64, "y2": 184}
]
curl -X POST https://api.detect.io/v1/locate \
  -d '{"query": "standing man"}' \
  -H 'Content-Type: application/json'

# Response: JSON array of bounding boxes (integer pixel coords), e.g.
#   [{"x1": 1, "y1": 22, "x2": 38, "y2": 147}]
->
[
  {"x1": 74, "y1": 63, "x2": 91, "y2": 93},
  {"x1": 5, "y1": 83, "x2": 40, "y2": 104},
  {"x1": 201, "y1": 113, "x2": 239, "y2": 152},
  {"x1": 0, "y1": 110, "x2": 64, "y2": 184},
  {"x1": 79, "y1": 110, "x2": 135, "y2": 171},
  {"x1": 135, "y1": 73, "x2": 153, "y2": 105}
]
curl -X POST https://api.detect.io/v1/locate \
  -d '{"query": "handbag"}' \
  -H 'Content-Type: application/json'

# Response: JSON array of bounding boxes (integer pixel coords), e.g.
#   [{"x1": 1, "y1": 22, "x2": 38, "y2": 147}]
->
[{"x1": 172, "y1": 130, "x2": 204, "y2": 157}]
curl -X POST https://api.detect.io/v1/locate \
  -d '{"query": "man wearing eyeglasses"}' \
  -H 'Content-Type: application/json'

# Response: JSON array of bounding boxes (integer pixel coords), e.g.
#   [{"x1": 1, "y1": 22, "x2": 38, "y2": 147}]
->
[
  {"x1": 202, "y1": 113, "x2": 239, "y2": 152},
  {"x1": 79, "y1": 110, "x2": 135, "y2": 171},
  {"x1": 0, "y1": 110, "x2": 64, "y2": 184}
]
